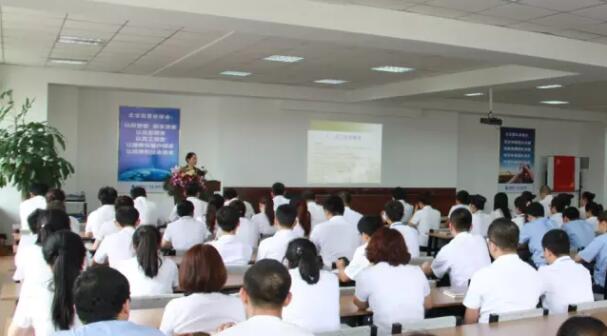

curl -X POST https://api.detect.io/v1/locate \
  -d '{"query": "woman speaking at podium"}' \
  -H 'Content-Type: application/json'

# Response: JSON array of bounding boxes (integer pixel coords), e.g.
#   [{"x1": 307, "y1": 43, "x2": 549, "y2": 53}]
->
[{"x1": 182, "y1": 152, "x2": 207, "y2": 178}]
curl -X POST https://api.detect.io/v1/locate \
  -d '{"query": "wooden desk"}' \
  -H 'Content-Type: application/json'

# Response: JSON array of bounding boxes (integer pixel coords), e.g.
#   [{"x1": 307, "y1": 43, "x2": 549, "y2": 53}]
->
[
  {"x1": 431, "y1": 287, "x2": 465, "y2": 309},
  {"x1": 0, "y1": 283, "x2": 20, "y2": 301},
  {"x1": 427, "y1": 230, "x2": 453, "y2": 257}
]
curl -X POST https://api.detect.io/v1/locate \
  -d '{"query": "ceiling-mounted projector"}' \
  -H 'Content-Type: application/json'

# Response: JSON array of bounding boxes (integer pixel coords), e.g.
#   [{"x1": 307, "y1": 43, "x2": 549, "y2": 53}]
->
[{"x1": 479, "y1": 88, "x2": 502, "y2": 126}]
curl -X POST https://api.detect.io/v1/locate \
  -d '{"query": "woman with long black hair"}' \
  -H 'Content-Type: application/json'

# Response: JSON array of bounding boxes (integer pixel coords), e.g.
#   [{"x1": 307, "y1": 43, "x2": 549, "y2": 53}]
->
[
  {"x1": 491, "y1": 192, "x2": 512, "y2": 220},
  {"x1": 251, "y1": 196, "x2": 276, "y2": 236}
]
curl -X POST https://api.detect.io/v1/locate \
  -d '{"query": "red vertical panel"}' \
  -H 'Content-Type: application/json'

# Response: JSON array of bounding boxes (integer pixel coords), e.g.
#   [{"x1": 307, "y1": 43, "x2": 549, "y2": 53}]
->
[{"x1": 553, "y1": 156, "x2": 575, "y2": 192}]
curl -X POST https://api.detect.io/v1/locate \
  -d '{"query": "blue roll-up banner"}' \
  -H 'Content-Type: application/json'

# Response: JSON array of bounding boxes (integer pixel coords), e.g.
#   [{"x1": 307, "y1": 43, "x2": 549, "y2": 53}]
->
[{"x1": 498, "y1": 127, "x2": 535, "y2": 193}]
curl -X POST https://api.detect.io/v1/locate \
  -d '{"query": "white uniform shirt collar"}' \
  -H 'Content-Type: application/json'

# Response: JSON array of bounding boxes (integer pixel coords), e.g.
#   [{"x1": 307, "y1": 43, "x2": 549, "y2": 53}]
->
[
  {"x1": 218, "y1": 234, "x2": 238, "y2": 243},
  {"x1": 492, "y1": 253, "x2": 519, "y2": 265},
  {"x1": 553, "y1": 255, "x2": 573, "y2": 265},
  {"x1": 120, "y1": 226, "x2": 136, "y2": 234},
  {"x1": 329, "y1": 215, "x2": 346, "y2": 223}
]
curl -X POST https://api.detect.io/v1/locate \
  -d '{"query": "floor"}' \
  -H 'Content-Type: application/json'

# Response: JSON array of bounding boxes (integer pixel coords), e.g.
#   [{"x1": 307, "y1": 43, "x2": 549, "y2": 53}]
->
[{"x1": 0, "y1": 256, "x2": 16, "y2": 336}]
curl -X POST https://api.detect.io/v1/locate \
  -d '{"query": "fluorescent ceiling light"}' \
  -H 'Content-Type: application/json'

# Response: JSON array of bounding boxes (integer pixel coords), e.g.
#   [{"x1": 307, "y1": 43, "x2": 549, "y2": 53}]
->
[
  {"x1": 220, "y1": 71, "x2": 252, "y2": 77},
  {"x1": 58, "y1": 35, "x2": 104, "y2": 46},
  {"x1": 314, "y1": 79, "x2": 348, "y2": 85},
  {"x1": 49, "y1": 58, "x2": 87, "y2": 65},
  {"x1": 536, "y1": 84, "x2": 563, "y2": 89},
  {"x1": 540, "y1": 100, "x2": 569, "y2": 105},
  {"x1": 464, "y1": 92, "x2": 484, "y2": 97},
  {"x1": 371, "y1": 66, "x2": 415, "y2": 73},
  {"x1": 263, "y1": 55, "x2": 304, "y2": 63}
]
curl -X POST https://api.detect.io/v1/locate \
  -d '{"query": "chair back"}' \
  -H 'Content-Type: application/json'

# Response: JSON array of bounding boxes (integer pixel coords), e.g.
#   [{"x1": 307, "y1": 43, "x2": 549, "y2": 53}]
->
[
  {"x1": 130, "y1": 293, "x2": 183, "y2": 310},
  {"x1": 488, "y1": 308, "x2": 548, "y2": 323}
]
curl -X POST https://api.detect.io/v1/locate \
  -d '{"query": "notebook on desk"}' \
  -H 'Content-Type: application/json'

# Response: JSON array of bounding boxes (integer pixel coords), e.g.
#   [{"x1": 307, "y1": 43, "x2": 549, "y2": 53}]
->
[{"x1": 442, "y1": 287, "x2": 466, "y2": 298}]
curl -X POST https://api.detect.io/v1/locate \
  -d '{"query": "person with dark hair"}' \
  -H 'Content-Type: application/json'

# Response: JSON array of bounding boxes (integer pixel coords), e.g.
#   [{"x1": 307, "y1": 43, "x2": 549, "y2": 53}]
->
[
  {"x1": 585, "y1": 203, "x2": 603, "y2": 231},
  {"x1": 491, "y1": 192, "x2": 511, "y2": 220},
  {"x1": 93, "y1": 207, "x2": 139, "y2": 267},
  {"x1": 302, "y1": 190, "x2": 325, "y2": 228},
  {"x1": 223, "y1": 188, "x2": 255, "y2": 219},
  {"x1": 231, "y1": 200, "x2": 260, "y2": 249},
  {"x1": 169, "y1": 182, "x2": 208, "y2": 222},
  {"x1": 206, "y1": 193, "x2": 225, "y2": 235},
  {"x1": 9, "y1": 231, "x2": 85, "y2": 336},
  {"x1": 538, "y1": 229, "x2": 593, "y2": 314},
  {"x1": 354, "y1": 227, "x2": 430, "y2": 335},
  {"x1": 469, "y1": 195, "x2": 491, "y2": 237},
  {"x1": 116, "y1": 225, "x2": 178, "y2": 297},
  {"x1": 130, "y1": 186, "x2": 160, "y2": 227},
  {"x1": 257, "y1": 204, "x2": 299, "y2": 261},
  {"x1": 557, "y1": 316, "x2": 607, "y2": 336},
  {"x1": 251, "y1": 197, "x2": 276, "y2": 236},
  {"x1": 95, "y1": 195, "x2": 135, "y2": 245},
  {"x1": 392, "y1": 187, "x2": 414, "y2": 223},
  {"x1": 512, "y1": 196, "x2": 527, "y2": 229},
  {"x1": 562, "y1": 207, "x2": 595, "y2": 251},
  {"x1": 383, "y1": 200, "x2": 420, "y2": 258},
  {"x1": 160, "y1": 245, "x2": 245, "y2": 335},
  {"x1": 422, "y1": 208, "x2": 490, "y2": 288},
  {"x1": 54, "y1": 267, "x2": 164, "y2": 336},
  {"x1": 19, "y1": 182, "x2": 48, "y2": 233},
  {"x1": 463, "y1": 218, "x2": 543, "y2": 324},
  {"x1": 339, "y1": 191, "x2": 363, "y2": 227},
  {"x1": 310, "y1": 195, "x2": 360, "y2": 267},
  {"x1": 550, "y1": 194, "x2": 568, "y2": 227},
  {"x1": 521, "y1": 191, "x2": 537, "y2": 207},
  {"x1": 85, "y1": 186, "x2": 118, "y2": 239},
  {"x1": 163, "y1": 200, "x2": 209, "y2": 252},
  {"x1": 520, "y1": 202, "x2": 557, "y2": 268},
  {"x1": 217, "y1": 260, "x2": 312, "y2": 336},
  {"x1": 271, "y1": 182, "x2": 289, "y2": 211},
  {"x1": 282, "y1": 239, "x2": 339, "y2": 333},
  {"x1": 448, "y1": 190, "x2": 470, "y2": 217},
  {"x1": 579, "y1": 191, "x2": 597, "y2": 220},
  {"x1": 289, "y1": 197, "x2": 311, "y2": 238},
  {"x1": 336, "y1": 216, "x2": 383, "y2": 282},
  {"x1": 46, "y1": 188, "x2": 81, "y2": 234},
  {"x1": 207, "y1": 206, "x2": 253, "y2": 266},
  {"x1": 576, "y1": 211, "x2": 607, "y2": 293},
  {"x1": 408, "y1": 192, "x2": 441, "y2": 249},
  {"x1": 539, "y1": 185, "x2": 553, "y2": 219}
]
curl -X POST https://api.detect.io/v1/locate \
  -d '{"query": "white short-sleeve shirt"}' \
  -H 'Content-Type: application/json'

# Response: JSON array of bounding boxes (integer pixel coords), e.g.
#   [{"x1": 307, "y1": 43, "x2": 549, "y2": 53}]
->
[
  {"x1": 310, "y1": 216, "x2": 360, "y2": 267},
  {"x1": 512, "y1": 214, "x2": 525, "y2": 230},
  {"x1": 235, "y1": 217, "x2": 260, "y2": 249},
  {"x1": 344, "y1": 207, "x2": 363, "y2": 227},
  {"x1": 93, "y1": 226, "x2": 136, "y2": 267},
  {"x1": 85, "y1": 205, "x2": 115, "y2": 239},
  {"x1": 169, "y1": 197, "x2": 208, "y2": 222},
  {"x1": 272, "y1": 195, "x2": 290, "y2": 211},
  {"x1": 134, "y1": 196, "x2": 160, "y2": 226},
  {"x1": 538, "y1": 256, "x2": 594, "y2": 314},
  {"x1": 355, "y1": 262, "x2": 430, "y2": 336},
  {"x1": 256, "y1": 229, "x2": 299, "y2": 261},
  {"x1": 13, "y1": 233, "x2": 37, "y2": 281},
  {"x1": 307, "y1": 201, "x2": 326, "y2": 228},
  {"x1": 19, "y1": 195, "x2": 47, "y2": 233},
  {"x1": 471, "y1": 212, "x2": 492, "y2": 237},
  {"x1": 217, "y1": 315, "x2": 313, "y2": 336},
  {"x1": 550, "y1": 213, "x2": 564, "y2": 228},
  {"x1": 207, "y1": 234, "x2": 253, "y2": 266},
  {"x1": 115, "y1": 256, "x2": 178, "y2": 297},
  {"x1": 160, "y1": 292, "x2": 246, "y2": 336},
  {"x1": 448, "y1": 204, "x2": 469, "y2": 217},
  {"x1": 96, "y1": 220, "x2": 120, "y2": 242},
  {"x1": 283, "y1": 269, "x2": 340, "y2": 333},
  {"x1": 163, "y1": 216, "x2": 209, "y2": 252},
  {"x1": 399, "y1": 200, "x2": 415, "y2": 224},
  {"x1": 587, "y1": 216, "x2": 599, "y2": 232},
  {"x1": 17, "y1": 244, "x2": 53, "y2": 301},
  {"x1": 390, "y1": 223, "x2": 420, "y2": 258},
  {"x1": 540, "y1": 195, "x2": 553, "y2": 218},
  {"x1": 344, "y1": 243, "x2": 370, "y2": 280},
  {"x1": 431, "y1": 232, "x2": 491, "y2": 288},
  {"x1": 252, "y1": 213, "x2": 276, "y2": 236},
  {"x1": 463, "y1": 254, "x2": 544, "y2": 323},
  {"x1": 409, "y1": 206, "x2": 441, "y2": 247}
]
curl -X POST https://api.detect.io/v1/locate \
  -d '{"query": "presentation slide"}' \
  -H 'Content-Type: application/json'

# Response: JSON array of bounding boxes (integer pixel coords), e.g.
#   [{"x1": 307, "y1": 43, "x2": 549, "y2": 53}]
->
[{"x1": 307, "y1": 120, "x2": 382, "y2": 184}]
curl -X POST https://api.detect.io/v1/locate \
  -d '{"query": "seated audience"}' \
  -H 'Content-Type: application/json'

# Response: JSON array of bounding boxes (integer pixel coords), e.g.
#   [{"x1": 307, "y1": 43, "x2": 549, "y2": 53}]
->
[
  {"x1": 585, "y1": 202, "x2": 603, "y2": 231},
  {"x1": 576, "y1": 211, "x2": 607, "y2": 293},
  {"x1": 13, "y1": 209, "x2": 43, "y2": 281},
  {"x1": 217, "y1": 259, "x2": 312, "y2": 336},
  {"x1": 162, "y1": 200, "x2": 209, "y2": 252},
  {"x1": 336, "y1": 216, "x2": 383, "y2": 282},
  {"x1": 231, "y1": 200, "x2": 260, "y2": 249},
  {"x1": 251, "y1": 197, "x2": 276, "y2": 236},
  {"x1": 19, "y1": 182, "x2": 48, "y2": 233},
  {"x1": 257, "y1": 204, "x2": 299, "y2": 261},
  {"x1": 409, "y1": 192, "x2": 441, "y2": 250},
  {"x1": 46, "y1": 188, "x2": 80, "y2": 233},
  {"x1": 422, "y1": 208, "x2": 491, "y2": 288},
  {"x1": 206, "y1": 194, "x2": 225, "y2": 235},
  {"x1": 539, "y1": 185, "x2": 553, "y2": 220},
  {"x1": 223, "y1": 188, "x2": 254, "y2": 218},
  {"x1": 93, "y1": 207, "x2": 139, "y2": 267},
  {"x1": 160, "y1": 245, "x2": 245, "y2": 335},
  {"x1": 448, "y1": 190, "x2": 470, "y2": 217},
  {"x1": 550, "y1": 194, "x2": 568, "y2": 228},
  {"x1": 519, "y1": 202, "x2": 556, "y2": 268},
  {"x1": 521, "y1": 191, "x2": 537, "y2": 206},
  {"x1": 85, "y1": 186, "x2": 117, "y2": 239},
  {"x1": 95, "y1": 195, "x2": 135, "y2": 246},
  {"x1": 302, "y1": 190, "x2": 325, "y2": 228},
  {"x1": 282, "y1": 239, "x2": 340, "y2": 333},
  {"x1": 383, "y1": 200, "x2": 420, "y2": 258},
  {"x1": 271, "y1": 182, "x2": 289, "y2": 211},
  {"x1": 116, "y1": 225, "x2": 178, "y2": 297},
  {"x1": 579, "y1": 191, "x2": 596, "y2": 220},
  {"x1": 557, "y1": 316, "x2": 607, "y2": 336},
  {"x1": 131, "y1": 186, "x2": 159, "y2": 226},
  {"x1": 339, "y1": 191, "x2": 363, "y2": 227},
  {"x1": 207, "y1": 206, "x2": 253, "y2": 266},
  {"x1": 464, "y1": 219, "x2": 544, "y2": 324},
  {"x1": 562, "y1": 207, "x2": 595, "y2": 251},
  {"x1": 469, "y1": 195, "x2": 491, "y2": 237},
  {"x1": 290, "y1": 197, "x2": 311, "y2": 238},
  {"x1": 491, "y1": 192, "x2": 511, "y2": 220},
  {"x1": 169, "y1": 182, "x2": 208, "y2": 222},
  {"x1": 511, "y1": 196, "x2": 527, "y2": 230},
  {"x1": 392, "y1": 187, "x2": 414, "y2": 223}
]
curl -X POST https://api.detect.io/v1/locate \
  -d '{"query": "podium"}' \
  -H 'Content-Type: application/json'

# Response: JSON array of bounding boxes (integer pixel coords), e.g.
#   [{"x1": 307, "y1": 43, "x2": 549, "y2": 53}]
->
[{"x1": 205, "y1": 180, "x2": 222, "y2": 194}]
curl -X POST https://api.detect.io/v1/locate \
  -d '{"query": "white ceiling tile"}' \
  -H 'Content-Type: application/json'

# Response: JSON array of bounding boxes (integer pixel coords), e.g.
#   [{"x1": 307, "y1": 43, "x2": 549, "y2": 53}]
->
[
  {"x1": 1, "y1": 6, "x2": 64, "y2": 18},
  {"x1": 425, "y1": 0, "x2": 503, "y2": 13},
  {"x1": 456, "y1": 14, "x2": 519, "y2": 26},
  {"x1": 406, "y1": 5, "x2": 468, "y2": 18},
  {"x1": 507, "y1": 22, "x2": 564, "y2": 34},
  {"x1": 520, "y1": 0, "x2": 604, "y2": 12},
  {"x1": 120, "y1": 25, "x2": 178, "y2": 38},
  {"x1": 349, "y1": 0, "x2": 416, "y2": 10},
  {"x1": 63, "y1": 20, "x2": 122, "y2": 33},
  {"x1": 554, "y1": 29, "x2": 603, "y2": 41},
  {"x1": 578, "y1": 23, "x2": 607, "y2": 35},
  {"x1": 572, "y1": 4, "x2": 607, "y2": 20},
  {"x1": 479, "y1": 4, "x2": 557, "y2": 21},
  {"x1": 532, "y1": 13, "x2": 602, "y2": 29}
]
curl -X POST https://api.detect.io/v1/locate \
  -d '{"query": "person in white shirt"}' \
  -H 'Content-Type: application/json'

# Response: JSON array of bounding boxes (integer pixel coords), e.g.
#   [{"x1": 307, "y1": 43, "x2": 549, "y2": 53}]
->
[
  {"x1": 408, "y1": 192, "x2": 441, "y2": 249},
  {"x1": 463, "y1": 218, "x2": 544, "y2": 324},
  {"x1": 257, "y1": 204, "x2": 299, "y2": 261},
  {"x1": 282, "y1": 239, "x2": 340, "y2": 333},
  {"x1": 271, "y1": 182, "x2": 290, "y2": 211},
  {"x1": 45, "y1": 188, "x2": 82, "y2": 233},
  {"x1": 339, "y1": 191, "x2": 363, "y2": 227},
  {"x1": 491, "y1": 192, "x2": 512, "y2": 221},
  {"x1": 93, "y1": 207, "x2": 139, "y2": 267},
  {"x1": 511, "y1": 196, "x2": 527, "y2": 230},
  {"x1": 231, "y1": 200, "x2": 260, "y2": 250},
  {"x1": 302, "y1": 190, "x2": 325, "y2": 229},
  {"x1": 469, "y1": 195, "x2": 492, "y2": 237},
  {"x1": 422, "y1": 208, "x2": 491, "y2": 289},
  {"x1": 116, "y1": 225, "x2": 178, "y2": 297},
  {"x1": 207, "y1": 206, "x2": 253, "y2": 266},
  {"x1": 160, "y1": 244, "x2": 246, "y2": 335},
  {"x1": 291, "y1": 197, "x2": 312, "y2": 238},
  {"x1": 538, "y1": 229, "x2": 593, "y2": 314},
  {"x1": 9, "y1": 231, "x2": 85, "y2": 336},
  {"x1": 354, "y1": 227, "x2": 431, "y2": 336},
  {"x1": 217, "y1": 259, "x2": 313, "y2": 336},
  {"x1": 579, "y1": 191, "x2": 596, "y2": 220},
  {"x1": 252, "y1": 197, "x2": 276, "y2": 236},
  {"x1": 13, "y1": 209, "x2": 44, "y2": 281},
  {"x1": 85, "y1": 186, "x2": 117, "y2": 239},
  {"x1": 383, "y1": 200, "x2": 420, "y2": 258},
  {"x1": 94, "y1": 195, "x2": 135, "y2": 250},
  {"x1": 540, "y1": 185, "x2": 554, "y2": 220},
  {"x1": 448, "y1": 190, "x2": 470, "y2": 218},
  {"x1": 162, "y1": 200, "x2": 210, "y2": 252},
  {"x1": 19, "y1": 183, "x2": 48, "y2": 233},
  {"x1": 586, "y1": 202, "x2": 603, "y2": 232},
  {"x1": 310, "y1": 195, "x2": 360, "y2": 268},
  {"x1": 336, "y1": 216, "x2": 383, "y2": 282},
  {"x1": 130, "y1": 186, "x2": 160, "y2": 226},
  {"x1": 169, "y1": 183, "x2": 208, "y2": 222},
  {"x1": 223, "y1": 188, "x2": 255, "y2": 219},
  {"x1": 550, "y1": 194, "x2": 568, "y2": 228},
  {"x1": 392, "y1": 187, "x2": 415, "y2": 223}
]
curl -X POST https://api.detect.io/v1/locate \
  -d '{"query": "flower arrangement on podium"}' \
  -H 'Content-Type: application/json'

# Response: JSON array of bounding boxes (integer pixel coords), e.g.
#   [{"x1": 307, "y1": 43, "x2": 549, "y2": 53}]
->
[{"x1": 163, "y1": 166, "x2": 205, "y2": 203}]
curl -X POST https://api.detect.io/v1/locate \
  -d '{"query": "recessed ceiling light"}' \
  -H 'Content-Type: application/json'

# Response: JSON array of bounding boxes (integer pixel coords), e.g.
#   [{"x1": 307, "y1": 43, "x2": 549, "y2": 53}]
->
[
  {"x1": 540, "y1": 100, "x2": 569, "y2": 105},
  {"x1": 220, "y1": 71, "x2": 252, "y2": 77},
  {"x1": 58, "y1": 35, "x2": 104, "y2": 46},
  {"x1": 465, "y1": 92, "x2": 485, "y2": 97},
  {"x1": 536, "y1": 84, "x2": 563, "y2": 90},
  {"x1": 263, "y1": 55, "x2": 304, "y2": 63},
  {"x1": 371, "y1": 66, "x2": 415, "y2": 73},
  {"x1": 49, "y1": 58, "x2": 87, "y2": 65},
  {"x1": 314, "y1": 79, "x2": 348, "y2": 85}
]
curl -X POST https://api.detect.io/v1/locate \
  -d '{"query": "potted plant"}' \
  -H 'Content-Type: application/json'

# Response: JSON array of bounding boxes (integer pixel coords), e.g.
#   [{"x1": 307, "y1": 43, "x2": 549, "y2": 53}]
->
[{"x1": 0, "y1": 89, "x2": 74, "y2": 198}]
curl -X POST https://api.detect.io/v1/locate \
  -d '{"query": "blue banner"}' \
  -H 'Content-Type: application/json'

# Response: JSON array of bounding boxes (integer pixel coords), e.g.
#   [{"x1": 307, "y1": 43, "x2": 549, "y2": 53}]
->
[
  {"x1": 118, "y1": 106, "x2": 180, "y2": 192},
  {"x1": 498, "y1": 127, "x2": 535, "y2": 193}
]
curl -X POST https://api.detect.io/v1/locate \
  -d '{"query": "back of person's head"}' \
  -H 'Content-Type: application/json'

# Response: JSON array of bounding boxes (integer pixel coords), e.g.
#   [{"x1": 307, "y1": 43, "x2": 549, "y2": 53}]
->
[
  {"x1": 259, "y1": 196, "x2": 275, "y2": 225},
  {"x1": 37, "y1": 209, "x2": 71, "y2": 245},
  {"x1": 487, "y1": 218, "x2": 519, "y2": 252},
  {"x1": 367, "y1": 227, "x2": 410, "y2": 266},
  {"x1": 275, "y1": 204, "x2": 297, "y2": 228},
  {"x1": 338, "y1": 191, "x2": 353, "y2": 206},
  {"x1": 302, "y1": 190, "x2": 315, "y2": 202},
  {"x1": 384, "y1": 200, "x2": 404, "y2": 222},
  {"x1": 560, "y1": 194, "x2": 575, "y2": 207},
  {"x1": 323, "y1": 195, "x2": 345, "y2": 216},
  {"x1": 557, "y1": 316, "x2": 607, "y2": 336},
  {"x1": 542, "y1": 229, "x2": 570, "y2": 257},
  {"x1": 540, "y1": 185, "x2": 552, "y2": 195},
  {"x1": 470, "y1": 194, "x2": 487, "y2": 211},
  {"x1": 587, "y1": 202, "x2": 604, "y2": 217},
  {"x1": 271, "y1": 182, "x2": 285, "y2": 196},
  {"x1": 357, "y1": 216, "x2": 383, "y2": 236},
  {"x1": 563, "y1": 207, "x2": 581, "y2": 221},
  {"x1": 30, "y1": 182, "x2": 49, "y2": 196},
  {"x1": 229, "y1": 199, "x2": 246, "y2": 217},
  {"x1": 97, "y1": 186, "x2": 118, "y2": 205},
  {"x1": 73, "y1": 267, "x2": 130, "y2": 324},
  {"x1": 289, "y1": 196, "x2": 311, "y2": 236},
  {"x1": 45, "y1": 188, "x2": 66, "y2": 203},
  {"x1": 514, "y1": 196, "x2": 527, "y2": 213},
  {"x1": 392, "y1": 187, "x2": 407, "y2": 201},
  {"x1": 132, "y1": 225, "x2": 161, "y2": 278},
  {"x1": 185, "y1": 182, "x2": 201, "y2": 197},
  {"x1": 526, "y1": 202, "x2": 545, "y2": 218},
  {"x1": 43, "y1": 231, "x2": 85, "y2": 330},
  {"x1": 521, "y1": 191, "x2": 536, "y2": 203},
  {"x1": 130, "y1": 186, "x2": 146, "y2": 199},
  {"x1": 450, "y1": 208, "x2": 472, "y2": 232},
  {"x1": 582, "y1": 191, "x2": 597, "y2": 203},
  {"x1": 114, "y1": 195, "x2": 134, "y2": 210},
  {"x1": 206, "y1": 194, "x2": 225, "y2": 232},
  {"x1": 223, "y1": 188, "x2": 238, "y2": 201},
  {"x1": 455, "y1": 190, "x2": 470, "y2": 205},
  {"x1": 493, "y1": 192, "x2": 511, "y2": 219},
  {"x1": 209, "y1": 193, "x2": 225, "y2": 209},
  {"x1": 599, "y1": 211, "x2": 607, "y2": 223},
  {"x1": 180, "y1": 244, "x2": 226, "y2": 294},
  {"x1": 47, "y1": 200, "x2": 67, "y2": 212},
  {"x1": 115, "y1": 206, "x2": 139, "y2": 227},
  {"x1": 285, "y1": 238, "x2": 322, "y2": 285},
  {"x1": 177, "y1": 200, "x2": 195, "y2": 217},
  {"x1": 27, "y1": 208, "x2": 44, "y2": 234},
  {"x1": 216, "y1": 206, "x2": 240, "y2": 232},
  {"x1": 552, "y1": 195, "x2": 568, "y2": 212},
  {"x1": 243, "y1": 259, "x2": 291, "y2": 309},
  {"x1": 418, "y1": 192, "x2": 432, "y2": 206}
]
